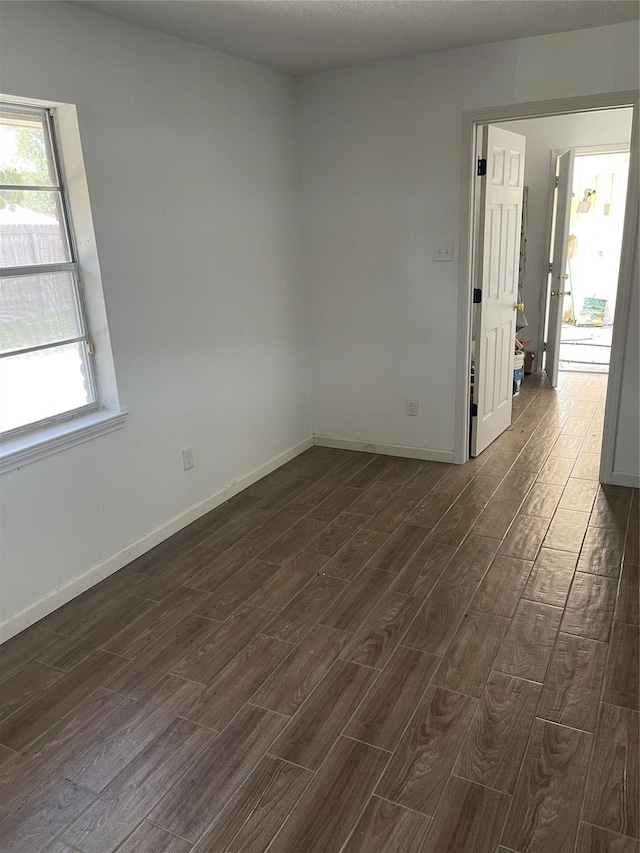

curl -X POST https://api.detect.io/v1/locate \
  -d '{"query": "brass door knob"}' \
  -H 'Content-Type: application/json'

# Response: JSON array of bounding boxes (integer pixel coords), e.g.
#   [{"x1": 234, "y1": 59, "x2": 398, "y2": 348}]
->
[
  {"x1": 513, "y1": 302, "x2": 524, "y2": 311},
  {"x1": 551, "y1": 290, "x2": 572, "y2": 297}
]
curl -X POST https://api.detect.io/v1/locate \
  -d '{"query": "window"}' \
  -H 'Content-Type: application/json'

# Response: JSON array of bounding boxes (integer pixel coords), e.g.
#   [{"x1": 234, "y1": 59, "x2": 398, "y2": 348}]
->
[{"x1": 0, "y1": 102, "x2": 97, "y2": 437}]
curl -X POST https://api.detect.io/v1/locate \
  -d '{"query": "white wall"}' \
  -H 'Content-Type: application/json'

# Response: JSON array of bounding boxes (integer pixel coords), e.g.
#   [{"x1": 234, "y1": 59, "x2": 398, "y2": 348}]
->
[
  {"x1": 612, "y1": 226, "x2": 640, "y2": 484},
  {"x1": 298, "y1": 23, "x2": 639, "y2": 460},
  {"x1": 495, "y1": 110, "x2": 633, "y2": 356},
  {"x1": 0, "y1": 2, "x2": 312, "y2": 631}
]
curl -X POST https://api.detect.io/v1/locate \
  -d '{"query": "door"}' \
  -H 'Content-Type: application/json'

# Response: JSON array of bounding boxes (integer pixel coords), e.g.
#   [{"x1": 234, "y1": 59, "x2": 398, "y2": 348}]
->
[
  {"x1": 545, "y1": 149, "x2": 575, "y2": 386},
  {"x1": 471, "y1": 125, "x2": 526, "y2": 457}
]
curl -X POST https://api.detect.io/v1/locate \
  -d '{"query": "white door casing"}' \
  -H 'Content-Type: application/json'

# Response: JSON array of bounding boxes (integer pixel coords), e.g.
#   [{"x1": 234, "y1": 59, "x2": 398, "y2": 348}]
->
[
  {"x1": 471, "y1": 125, "x2": 526, "y2": 457},
  {"x1": 545, "y1": 148, "x2": 575, "y2": 387}
]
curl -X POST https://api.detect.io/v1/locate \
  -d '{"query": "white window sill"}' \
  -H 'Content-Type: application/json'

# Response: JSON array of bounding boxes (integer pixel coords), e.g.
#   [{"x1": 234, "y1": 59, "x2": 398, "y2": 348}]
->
[{"x1": 0, "y1": 409, "x2": 128, "y2": 474}]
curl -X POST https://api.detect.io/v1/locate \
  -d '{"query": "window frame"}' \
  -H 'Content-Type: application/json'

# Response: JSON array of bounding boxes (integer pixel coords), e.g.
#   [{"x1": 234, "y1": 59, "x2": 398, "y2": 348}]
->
[{"x1": 0, "y1": 101, "x2": 100, "y2": 439}]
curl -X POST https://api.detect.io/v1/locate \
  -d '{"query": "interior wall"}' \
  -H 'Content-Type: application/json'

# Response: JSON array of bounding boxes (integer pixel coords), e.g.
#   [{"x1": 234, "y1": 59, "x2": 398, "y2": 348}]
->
[
  {"x1": 494, "y1": 109, "x2": 633, "y2": 358},
  {"x1": 298, "y1": 22, "x2": 639, "y2": 459},
  {"x1": 613, "y1": 225, "x2": 640, "y2": 484},
  {"x1": 0, "y1": 2, "x2": 312, "y2": 630}
]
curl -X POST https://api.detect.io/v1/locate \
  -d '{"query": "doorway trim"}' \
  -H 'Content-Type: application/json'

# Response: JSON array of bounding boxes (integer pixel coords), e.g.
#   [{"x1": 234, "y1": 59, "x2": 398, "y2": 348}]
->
[
  {"x1": 455, "y1": 90, "x2": 639, "y2": 487},
  {"x1": 570, "y1": 142, "x2": 631, "y2": 156}
]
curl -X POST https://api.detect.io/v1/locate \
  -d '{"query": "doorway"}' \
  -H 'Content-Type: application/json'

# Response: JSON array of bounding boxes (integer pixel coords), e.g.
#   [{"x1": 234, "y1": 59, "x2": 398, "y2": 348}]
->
[
  {"x1": 556, "y1": 148, "x2": 630, "y2": 375},
  {"x1": 457, "y1": 92, "x2": 638, "y2": 486},
  {"x1": 469, "y1": 110, "x2": 633, "y2": 456}
]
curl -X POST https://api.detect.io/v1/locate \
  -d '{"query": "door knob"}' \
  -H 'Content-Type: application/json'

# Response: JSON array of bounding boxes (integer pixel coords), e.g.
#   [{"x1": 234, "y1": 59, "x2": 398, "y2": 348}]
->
[
  {"x1": 551, "y1": 290, "x2": 572, "y2": 297},
  {"x1": 513, "y1": 302, "x2": 524, "y2": 311},
  {"x1": 557, "y1": 273, "x2": 569, "y2": 280}
]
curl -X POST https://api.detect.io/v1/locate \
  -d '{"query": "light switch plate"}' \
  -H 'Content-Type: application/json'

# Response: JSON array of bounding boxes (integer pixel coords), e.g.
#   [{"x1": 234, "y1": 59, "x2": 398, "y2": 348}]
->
[{"x1": 433, "y1": 240, "x2": 454, "y2": 262}]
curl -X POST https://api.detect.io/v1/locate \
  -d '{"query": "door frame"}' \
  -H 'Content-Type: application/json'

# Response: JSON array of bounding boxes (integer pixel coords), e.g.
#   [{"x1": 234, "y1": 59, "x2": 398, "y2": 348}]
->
[
  {"x1": 455, "y1": 90, "x2": 639, "y2": 488},
  {"x1": 539, "y1": 142, "x2": 633, "y2": 366},
  {"x1": 544, "y1": 147, "x2": 575, "y2": 387}
]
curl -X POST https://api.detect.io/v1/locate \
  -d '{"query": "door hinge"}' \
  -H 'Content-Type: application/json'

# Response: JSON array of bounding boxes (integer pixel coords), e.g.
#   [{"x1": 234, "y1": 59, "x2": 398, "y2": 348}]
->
[
  {"x1": 86, "y1": 341, "x2": 95, "y2": 356},
  {"x1": 542, "y1": 341, "x2": 547, "y2": 352},
  {"x1": 548, "y1": 262, "x2": 553, "y2": 274},
  {"x1": 473, "y1": 288, "x2": 482, "y2": 304},
  {"x1": 477, "y1": 158, "x2": 487, "y2": 177},
  {"x1": 471, "y1": 403, "x2": 478, "y2": 417},
  {"x1": 555, "y1": 176, "x2": 559, "y2": 188}
]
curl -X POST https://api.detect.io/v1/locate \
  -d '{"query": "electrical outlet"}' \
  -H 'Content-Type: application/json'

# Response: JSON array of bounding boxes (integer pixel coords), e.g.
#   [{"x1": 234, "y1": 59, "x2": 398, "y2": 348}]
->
[
  {"x1": 182, "y1": 446, "x2": 194, "y2": 470},
  {"x1": 406, "y1": 397, "x2": 419, "y2": 416},
  {"x1": 433, "y1": 240, "x2": 454, "y2": 262}
]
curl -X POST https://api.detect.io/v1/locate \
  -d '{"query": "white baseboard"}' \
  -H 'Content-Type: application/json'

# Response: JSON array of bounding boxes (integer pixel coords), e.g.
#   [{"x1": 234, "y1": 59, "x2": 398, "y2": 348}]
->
[
  {"x1": 313, "y1": 435, "x2": 455, "y2": 464},
  {"x1": 0, "y1": 436, "x2": 314, "y2": 644},
  {"x1": 606, "y1": 470, "x2": 640, "y2": 489}
]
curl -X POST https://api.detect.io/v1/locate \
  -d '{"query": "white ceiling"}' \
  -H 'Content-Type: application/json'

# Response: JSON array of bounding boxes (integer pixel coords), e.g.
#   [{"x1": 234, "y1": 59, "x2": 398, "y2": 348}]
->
[{"x1": 73, "y1": 0, "x2": 639, "y2": 75}]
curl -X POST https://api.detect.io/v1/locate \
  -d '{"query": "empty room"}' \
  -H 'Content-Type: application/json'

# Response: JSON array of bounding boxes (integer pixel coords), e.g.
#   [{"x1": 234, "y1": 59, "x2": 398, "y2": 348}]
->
[{"x1": 0, "y1": 2, "x2": 638, "y2": 852}]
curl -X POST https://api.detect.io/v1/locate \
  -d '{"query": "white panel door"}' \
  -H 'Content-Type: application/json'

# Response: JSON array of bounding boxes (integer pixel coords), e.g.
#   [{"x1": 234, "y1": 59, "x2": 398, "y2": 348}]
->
[
  {"x1": 545, "y1": 149, "x2": 575, "y2": 387},
  {"x1": 471, "y1": 125, "x2": 526, "y2": 457}
]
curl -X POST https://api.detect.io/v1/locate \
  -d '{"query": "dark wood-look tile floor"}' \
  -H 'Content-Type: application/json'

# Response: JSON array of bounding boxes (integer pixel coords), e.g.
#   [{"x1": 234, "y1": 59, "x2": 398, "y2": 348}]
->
[{"x1": 0, "y1": 371, "x2": 638, "y2": 853}]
